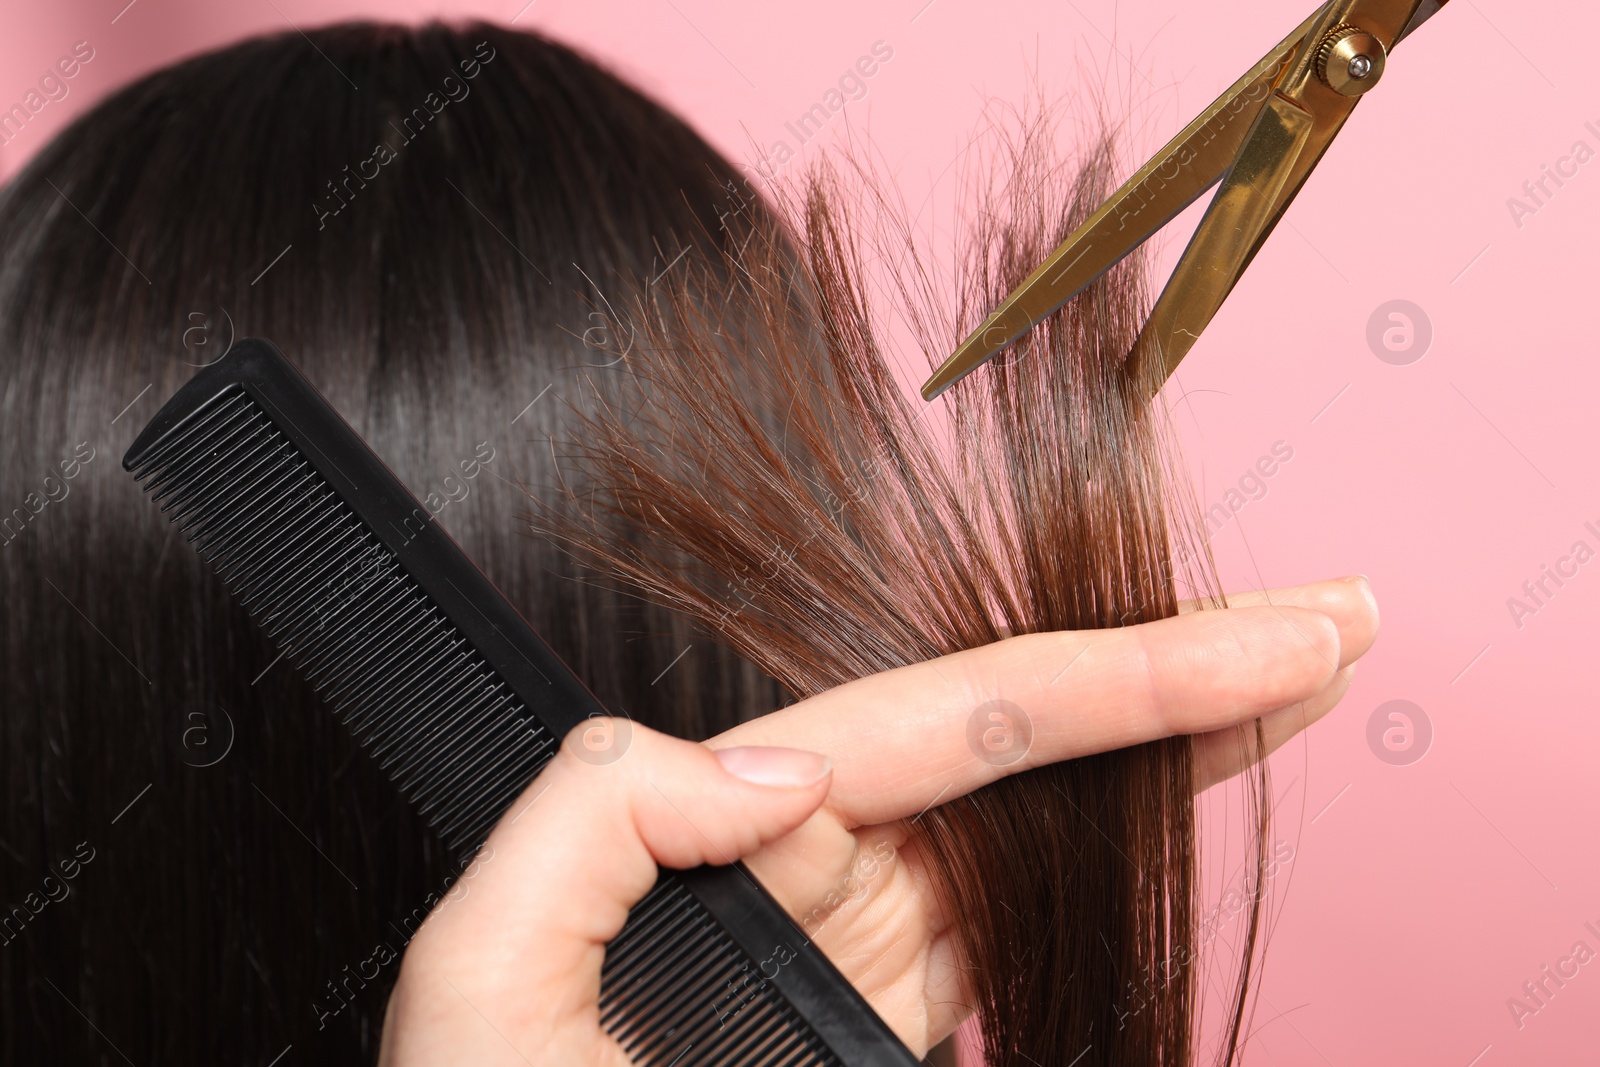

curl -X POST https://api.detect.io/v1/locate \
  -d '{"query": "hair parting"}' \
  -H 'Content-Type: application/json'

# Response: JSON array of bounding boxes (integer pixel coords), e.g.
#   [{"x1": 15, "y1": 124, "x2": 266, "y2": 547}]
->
[{"x1": 534, "y1": 99, "x2": 1276, "y2": 1067}]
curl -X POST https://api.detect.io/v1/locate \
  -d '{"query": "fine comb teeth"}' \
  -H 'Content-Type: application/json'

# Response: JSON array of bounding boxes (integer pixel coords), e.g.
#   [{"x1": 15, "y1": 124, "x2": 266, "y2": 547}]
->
[{"x1": 123, "y1": 338, "x2": 920, "y2": 1067}]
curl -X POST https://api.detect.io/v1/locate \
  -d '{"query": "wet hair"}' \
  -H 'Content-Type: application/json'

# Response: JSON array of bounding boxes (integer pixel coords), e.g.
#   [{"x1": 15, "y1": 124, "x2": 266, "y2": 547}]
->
[
  {"x1": 0, "y1": 21, "x2": 790, "y2": 1063},
  {"x1": 541, "y1": 113, "x2": 1272, "y2": 1065}
]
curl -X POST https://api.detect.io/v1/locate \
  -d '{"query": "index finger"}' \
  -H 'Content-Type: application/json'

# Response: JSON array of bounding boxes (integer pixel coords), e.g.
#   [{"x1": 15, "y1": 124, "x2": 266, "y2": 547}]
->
[{"x1": 708, "y1": 603, "x2": 1341, "y2": 829}]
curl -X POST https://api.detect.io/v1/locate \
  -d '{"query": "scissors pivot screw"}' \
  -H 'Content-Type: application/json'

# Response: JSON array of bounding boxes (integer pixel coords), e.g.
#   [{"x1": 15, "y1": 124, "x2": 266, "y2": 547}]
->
[{"x1": 1316, "y1": 25, "x2": 1388, "y2": 95}]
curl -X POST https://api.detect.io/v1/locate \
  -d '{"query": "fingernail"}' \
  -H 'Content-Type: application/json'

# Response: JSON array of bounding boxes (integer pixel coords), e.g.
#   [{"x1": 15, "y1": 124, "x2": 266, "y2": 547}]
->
[
  {"x1": 714, "y1": 746, "x2": 832, "y2": 788},
  {"x1": 1344, "y1": 573, "x2": 1371, "y2": 587}
]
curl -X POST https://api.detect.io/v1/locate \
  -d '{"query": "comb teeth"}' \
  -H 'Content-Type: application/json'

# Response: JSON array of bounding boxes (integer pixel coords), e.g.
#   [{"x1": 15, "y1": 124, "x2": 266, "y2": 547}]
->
[
  {"x1": 128, "y1": 382, "x2": 850, "y2": 1066},
  {"x1": 131, "y1": 388, "x2": 555, "y2": 855},
  {"x1": 602, "y1": 879, "x2": 832, "y2": 1065}
]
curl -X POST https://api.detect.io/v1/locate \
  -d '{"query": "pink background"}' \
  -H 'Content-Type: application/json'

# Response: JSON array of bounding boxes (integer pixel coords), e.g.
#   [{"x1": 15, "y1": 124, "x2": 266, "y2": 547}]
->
[{"x1": 4, "y1": 1, "x2": 1596, "y2": 1064}]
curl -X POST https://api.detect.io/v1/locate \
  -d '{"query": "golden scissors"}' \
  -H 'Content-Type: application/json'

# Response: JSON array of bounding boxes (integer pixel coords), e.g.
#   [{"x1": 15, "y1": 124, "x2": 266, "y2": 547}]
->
[{"x1": 920, "y1": 0, "x2": 1450, "y2": 401}]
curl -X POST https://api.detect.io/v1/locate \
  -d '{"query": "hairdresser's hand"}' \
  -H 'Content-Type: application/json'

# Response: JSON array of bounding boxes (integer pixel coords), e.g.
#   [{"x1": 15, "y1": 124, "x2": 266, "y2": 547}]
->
[
  {"x1": 378, "y1": 575, "x2": 1376, "y2": 1064},
  {"x1": 710, "y1": 574, "x2": 1378, "y2": 1053}
]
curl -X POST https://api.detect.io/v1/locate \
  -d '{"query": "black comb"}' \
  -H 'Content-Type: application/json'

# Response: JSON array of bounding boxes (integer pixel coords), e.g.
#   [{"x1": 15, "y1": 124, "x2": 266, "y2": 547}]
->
[{"x1": 123, "y1": 338, "x2": 921, "y2": 1067}]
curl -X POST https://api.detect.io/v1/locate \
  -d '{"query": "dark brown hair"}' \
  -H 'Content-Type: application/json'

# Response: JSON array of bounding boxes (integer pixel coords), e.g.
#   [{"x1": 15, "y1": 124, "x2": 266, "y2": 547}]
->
[
  {"x1": 539, "y1": 111, "x2": 1272, "y2": 1065},
  {"x1": 0, "y1": 21, "x2": 791, "y2": 1063}
]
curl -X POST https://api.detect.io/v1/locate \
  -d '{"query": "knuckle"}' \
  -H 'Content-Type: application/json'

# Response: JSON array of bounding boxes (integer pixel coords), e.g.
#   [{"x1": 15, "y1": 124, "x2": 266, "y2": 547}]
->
[{"x1": 1126, "y1": 622, "x2": 1175, "y2": 735}]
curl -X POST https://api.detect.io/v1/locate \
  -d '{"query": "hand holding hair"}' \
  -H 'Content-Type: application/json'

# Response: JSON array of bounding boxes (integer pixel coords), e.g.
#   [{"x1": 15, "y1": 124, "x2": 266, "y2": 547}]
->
[{"x1": 378, "y1": 575, "x2": 1377, "y2": 1064}]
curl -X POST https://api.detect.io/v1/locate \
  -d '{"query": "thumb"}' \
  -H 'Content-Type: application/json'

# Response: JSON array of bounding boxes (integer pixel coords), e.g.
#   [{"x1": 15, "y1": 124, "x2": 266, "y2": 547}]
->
[
  {"x1": 511, "y1": 719, "x2": 837, "y2": 945},
  {"x1": 385, "y1": 720, "x2": 832, "y2": 1065}
]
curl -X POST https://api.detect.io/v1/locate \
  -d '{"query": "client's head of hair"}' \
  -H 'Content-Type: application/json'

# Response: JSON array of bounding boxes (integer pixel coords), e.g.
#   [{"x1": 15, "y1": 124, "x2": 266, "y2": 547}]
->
[
  {"x1": 1, "y1": 21, "x2": 1275, "y2": 1067},
  {"x1": 0, "y1": 21, "x2": 787, "y2": 1062}
]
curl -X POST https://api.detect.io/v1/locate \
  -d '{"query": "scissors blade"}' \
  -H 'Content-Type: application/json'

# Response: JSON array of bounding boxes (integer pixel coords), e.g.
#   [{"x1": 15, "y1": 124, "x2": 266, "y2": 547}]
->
[
  {"x1": 1396, "y1": 0, "x2": 1449, "y2": 44},
  {"x1": 1127, "y1": 93, "x2": 1334, "y2": 386},
  {"x1": 919, "y1": 4, "x2": 1328, "y2": 401}
]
